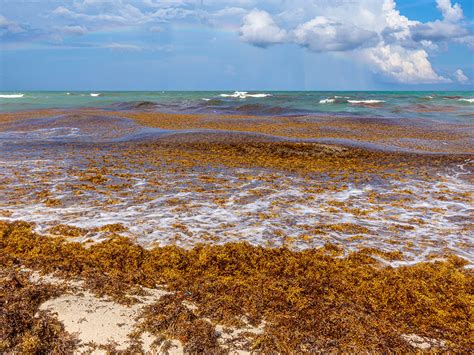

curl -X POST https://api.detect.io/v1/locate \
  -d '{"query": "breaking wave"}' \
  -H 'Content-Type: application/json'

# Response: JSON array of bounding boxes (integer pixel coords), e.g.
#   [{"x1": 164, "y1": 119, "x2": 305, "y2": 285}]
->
[
  {"x1": 319, "y1": 98, "x2": 336, "y2": 104},
  {"x1": 0, "y1": 94, "x2": 24, "y2": 98},
  {"x1": 348, "y1": 100, "x2": 385, "y2": 104},
  {"x1": 220, "y1": 91, "x2": 272, "y2": 99},
  {"x1": 319, "y1": 96, "x2": 384, "y2": 105}
]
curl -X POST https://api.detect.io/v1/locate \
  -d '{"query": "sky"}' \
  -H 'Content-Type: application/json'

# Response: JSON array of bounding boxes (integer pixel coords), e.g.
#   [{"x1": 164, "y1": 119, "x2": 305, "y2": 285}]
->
[{"x1": 0, "y1": 0, "x2": 473, "y2": 91}]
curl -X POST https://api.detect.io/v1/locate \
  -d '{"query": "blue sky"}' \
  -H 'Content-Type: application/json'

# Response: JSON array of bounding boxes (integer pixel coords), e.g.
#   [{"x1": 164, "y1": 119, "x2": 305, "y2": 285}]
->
[{"x1": 0, "y1": 0, "x2": 473, "y2": 90}]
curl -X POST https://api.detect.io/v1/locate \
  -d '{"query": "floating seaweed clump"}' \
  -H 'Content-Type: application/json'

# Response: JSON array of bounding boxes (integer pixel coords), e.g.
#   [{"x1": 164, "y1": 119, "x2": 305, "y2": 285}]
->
[{"x1": 1, "y1": 220, "x2": 472, "y2": 352}]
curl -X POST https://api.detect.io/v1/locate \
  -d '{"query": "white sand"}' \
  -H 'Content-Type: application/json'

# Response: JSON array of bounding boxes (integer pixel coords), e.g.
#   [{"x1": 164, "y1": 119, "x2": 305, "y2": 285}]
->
[
  {"x1": 27, "y1": 269, "x2": 443, "y2": 353},
  {"x1": 32, "y1": 270, "x2": 257, "y2": 354},
  {"x1": 28, "y1": 269, "x2": 182, "y2": 353}
]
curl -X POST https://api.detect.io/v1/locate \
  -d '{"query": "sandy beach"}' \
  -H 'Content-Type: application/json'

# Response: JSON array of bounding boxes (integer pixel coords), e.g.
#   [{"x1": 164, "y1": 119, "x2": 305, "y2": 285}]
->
[
  {"x1": 1, "y1": 107, "x2": 472, "y2": 352},
  {"x1": 2, "y1": 0, "x2": 474, "y2": 350}
]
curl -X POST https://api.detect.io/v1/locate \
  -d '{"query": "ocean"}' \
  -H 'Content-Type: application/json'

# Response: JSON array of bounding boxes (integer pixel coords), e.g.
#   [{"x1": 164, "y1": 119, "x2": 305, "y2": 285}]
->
[
  {"x1": 0, "y1": 89, "x2": 473, "y2": 265},
  {"x1": 1, "y1": 91, "x2": 473, "y2": 122}
]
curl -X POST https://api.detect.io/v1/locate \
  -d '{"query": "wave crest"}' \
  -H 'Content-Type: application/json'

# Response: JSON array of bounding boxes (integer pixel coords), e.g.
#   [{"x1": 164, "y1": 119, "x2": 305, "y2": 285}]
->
[
  {"x1": 348, "y1": 100, "x2": 385, "y2": 105},
  {"x1": 0, "y1": 94, "x2": 24, "y2": 98},
  {"x1": 319, "y1": 98, "x2": 336, "y2": 104},
  {"x1": 220, "y1": 91, "x2": 271, "y2": 99},
  {"x1": 319, "y1": 97, "x2": 384, "y2": 105}
]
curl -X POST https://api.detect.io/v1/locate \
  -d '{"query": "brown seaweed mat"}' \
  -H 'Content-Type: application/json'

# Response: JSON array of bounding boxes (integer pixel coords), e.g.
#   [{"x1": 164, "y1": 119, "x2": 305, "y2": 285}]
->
[{"x1": 1, "y1": 221, "x2": 472, "y2": 353}]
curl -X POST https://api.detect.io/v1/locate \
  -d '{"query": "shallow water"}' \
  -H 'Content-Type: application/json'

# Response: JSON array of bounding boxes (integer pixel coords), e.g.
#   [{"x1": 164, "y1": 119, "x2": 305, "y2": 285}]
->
[{"x1": 0, "y1": 112, "x2": 472, "y2": 266}]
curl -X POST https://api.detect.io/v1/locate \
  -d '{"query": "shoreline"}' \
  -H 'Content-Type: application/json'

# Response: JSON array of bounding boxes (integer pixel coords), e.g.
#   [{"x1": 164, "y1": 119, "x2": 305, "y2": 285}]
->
[
  {"x1": 2, "y1": 220, "x2": 472, "y2": 352},
  {"x1": 0, "y1": 109, "x2": 472, "y2": 261},
  {"x1": 1, "y1": 107, "x2": 473, "y2": 352}
]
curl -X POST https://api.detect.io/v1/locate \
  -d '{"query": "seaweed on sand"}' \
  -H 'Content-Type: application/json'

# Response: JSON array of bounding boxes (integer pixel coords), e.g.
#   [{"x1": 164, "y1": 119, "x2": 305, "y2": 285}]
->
[
  {"x1": 138, "y1": 295, "x2": 224, "y2": 353},
  {"x1": 1, "y1": 220, "x2": 473, "y2": 352},
  {"x1": 0, "y1": 266, "x2": 78, "y2": 352}
]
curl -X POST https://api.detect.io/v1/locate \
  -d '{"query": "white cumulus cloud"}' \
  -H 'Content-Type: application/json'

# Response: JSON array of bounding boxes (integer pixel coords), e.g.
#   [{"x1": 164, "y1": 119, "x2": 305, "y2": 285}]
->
[
  {"x1": 436, "y1": 0, "x2": 463, "y2": 22},
  {"x1": 0, "y1": 15, "x2": 24, "y2": 34},
  {"x1": 239, "y1": 9, "x2": 287, "y2": 47},
  {"x1": 363, "y1": 45, "x2": 449, "y2": 83},
  {"x1": 238, "y1": 0, "x2": 471, "y2": 84},
  {"x1": 454, "y1": 69, "x2": 469, "y2": 83},
  {"x1": 12, "y1": 0, "x2": 472, "y2": 85},
  {"x1": 293, "y1": 16, "x2": 378, "y2": 52}
]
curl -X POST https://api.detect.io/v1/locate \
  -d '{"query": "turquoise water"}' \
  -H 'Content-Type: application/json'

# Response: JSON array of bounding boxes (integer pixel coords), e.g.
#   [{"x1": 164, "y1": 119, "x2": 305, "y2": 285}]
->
[{"x1": 1, "y1": 91, "x2": 473, "y2": 122}]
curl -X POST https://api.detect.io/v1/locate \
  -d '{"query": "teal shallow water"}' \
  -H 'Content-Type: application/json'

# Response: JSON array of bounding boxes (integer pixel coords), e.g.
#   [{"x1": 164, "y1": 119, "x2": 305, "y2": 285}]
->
[{"x1": 1, "y1": 91, "x2": 473, "y2": 123}]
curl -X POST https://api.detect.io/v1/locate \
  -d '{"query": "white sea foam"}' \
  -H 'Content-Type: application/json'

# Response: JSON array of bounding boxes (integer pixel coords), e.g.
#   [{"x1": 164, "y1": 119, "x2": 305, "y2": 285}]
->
[
  {"x1": 348, "y1": 99, "x2": 385, "y2": 104},
  {"x1": 320, "y1": 97, "x2": 383, "y2": 104},
  {"x1": 0, "y1": 153, "x2": 472, "y2": 266},
  {"x1": 458, "y1": 98, "x2": 474, "y2": 103},
  {"x1": 319, "y1": 98, "x2": 336, "y2": 104},
  {"x1": 202, "y1": 98, "x2": 211, "y2": 101},
  {"x1": 247, "y1": 93, "x2": 271, "y2": 98},
  {"x1": 90, "y1": 93, "x2": 101, "y2": 97},
  {"x1": 0, "y1": 94, "x2": 24, "y2": 98},
  {"x1": 220, "y1": 91, "x2": 271, "y2": 99}
]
